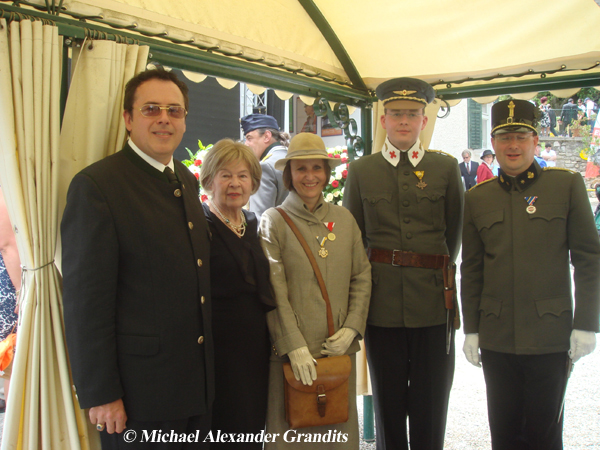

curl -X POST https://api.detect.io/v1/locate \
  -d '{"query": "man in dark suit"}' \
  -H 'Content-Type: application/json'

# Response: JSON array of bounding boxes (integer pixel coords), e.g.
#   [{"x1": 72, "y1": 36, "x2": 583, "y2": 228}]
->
[
  {"x1": 560, "y1": 98, "x2": 579, "y2": 136},
  {"x1": 61, "y1": 68, "x2": 213, "y2": 449},
  {"x1": 462, "y1": 100, "x2": 600, "y2": 450},
  {"x1": 458, "y1": 149, "x2": 479, "y2": 190},
  {"x1": 345, "y1": 77, "x2": 463, "y2": 450}
]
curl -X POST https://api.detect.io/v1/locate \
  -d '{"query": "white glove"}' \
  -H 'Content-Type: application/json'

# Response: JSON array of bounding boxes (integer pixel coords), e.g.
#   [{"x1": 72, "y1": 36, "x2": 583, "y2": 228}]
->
[
  {"x1": 463, "y1": 333, "x2": 481, "y2": 368},
  {"x1": 569, "y1": 329, "x2": 597, "y2": 363},
  {"x1": 321, "y1": 327, "x2": 358, "y2": 357},
  {"x1": 288, "y1": 346, "x2": 318, "y2": 386}
]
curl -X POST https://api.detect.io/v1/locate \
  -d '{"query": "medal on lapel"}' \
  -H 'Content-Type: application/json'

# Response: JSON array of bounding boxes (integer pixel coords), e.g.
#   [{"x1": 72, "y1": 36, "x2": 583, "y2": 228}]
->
[
  {"x1": 524, "y1": 196, "x2": 538, "y2": 214},
  {"x1": 414, "y1": 171, "x2": 427, "y2": 190},
  {"x1": 316, "y1": 236, "x2": 328, "y2": 258},
  {"x1": 323, "y1": 222, "x2": 336, "y2": 241}
]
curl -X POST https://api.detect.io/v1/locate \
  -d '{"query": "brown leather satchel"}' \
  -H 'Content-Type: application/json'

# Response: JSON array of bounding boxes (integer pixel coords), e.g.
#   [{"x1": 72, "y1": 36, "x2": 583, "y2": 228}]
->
[{"x1": 276, "y1": 207, "x2": 351, "y2": 429}]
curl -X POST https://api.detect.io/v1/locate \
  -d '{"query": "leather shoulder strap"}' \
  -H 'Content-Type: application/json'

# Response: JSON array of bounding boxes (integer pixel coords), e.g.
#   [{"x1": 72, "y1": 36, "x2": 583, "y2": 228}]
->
[{"x1": 276, "y1": 207, "x2": 335, "y2": 337}]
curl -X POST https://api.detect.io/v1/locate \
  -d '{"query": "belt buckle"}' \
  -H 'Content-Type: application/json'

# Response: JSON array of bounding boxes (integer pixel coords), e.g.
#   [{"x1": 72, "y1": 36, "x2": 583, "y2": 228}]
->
[{"x1": 391, "y1": 249, "x2": 402, "y2": 267}]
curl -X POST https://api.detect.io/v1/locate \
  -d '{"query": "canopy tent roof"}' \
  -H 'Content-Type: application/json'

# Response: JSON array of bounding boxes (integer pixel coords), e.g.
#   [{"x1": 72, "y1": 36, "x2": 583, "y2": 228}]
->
[{"x1": 2, "y1": 0, "x2": 600, "y2": 105}]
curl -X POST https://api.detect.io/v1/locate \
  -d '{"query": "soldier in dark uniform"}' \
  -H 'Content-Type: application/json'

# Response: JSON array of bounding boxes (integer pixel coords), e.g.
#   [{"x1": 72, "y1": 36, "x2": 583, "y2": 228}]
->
[
  {"x1": 461, "y1": 99, "x2": 600, "y2": 450},
  {"x1": 345, "y1": 78, "x2": 463, "y2": 450}
]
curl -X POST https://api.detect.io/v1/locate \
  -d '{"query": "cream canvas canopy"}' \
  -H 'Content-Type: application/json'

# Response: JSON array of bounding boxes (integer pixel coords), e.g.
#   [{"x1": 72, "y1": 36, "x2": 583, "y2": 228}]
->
[{"x1": 1, "y1": 1, "x2": 600, "y2": 449}]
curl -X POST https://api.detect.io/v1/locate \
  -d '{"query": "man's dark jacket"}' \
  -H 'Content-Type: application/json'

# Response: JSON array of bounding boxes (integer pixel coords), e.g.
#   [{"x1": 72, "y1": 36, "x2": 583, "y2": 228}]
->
[
  {"x1": 459, "y1": 161, "x2": 479, "y2": 190},
  {"x1": 62, "y1": 144, "x2": 214, "y2": 422}
]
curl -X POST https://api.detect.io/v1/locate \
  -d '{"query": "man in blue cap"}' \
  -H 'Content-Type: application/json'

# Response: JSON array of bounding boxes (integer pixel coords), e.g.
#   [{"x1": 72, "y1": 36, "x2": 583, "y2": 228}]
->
[
  {"x1": 241, "y1": 114, "x2": 289, "y2": 223},
  {"x1": 345, "y1": 77, "x2": 463, "y2": 450},
  {"x1": 461, "y1": 99, "x2": 600, "y2": 450}
]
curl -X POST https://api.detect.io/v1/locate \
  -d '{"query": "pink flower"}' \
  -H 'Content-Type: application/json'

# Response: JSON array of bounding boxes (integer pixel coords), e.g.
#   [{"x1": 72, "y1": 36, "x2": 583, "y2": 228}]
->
[
  {"x1": 332, "y1": 180, "x2": 339, "y2": 188},
  {"x1": 194, "y1": 159, "x2": 202, "y2": 166},
  {"x1": 341, "y1": 157, "x2": 348, "y2": 163},
  {"x1": 201, "y1": 194, "x2": 208, "y2": 202},
  {"x1": 194, "y1": 173, "x2": 200, "y2": 179},
  {"x1": 328, "y1": 153, "x2": 334, "y2": 158},
  {"x1": 342, "y1": 170, "x2": 348, "y2": 179},
  {"x1": 334, "y1": 154, "x2": 341, "y2": 158}
]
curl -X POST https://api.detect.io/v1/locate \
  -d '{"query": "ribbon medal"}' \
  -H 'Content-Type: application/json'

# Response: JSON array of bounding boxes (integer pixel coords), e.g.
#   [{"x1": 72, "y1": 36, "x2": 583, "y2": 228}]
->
[
  {"x1": 414, "y1": 171, "x2": 427, "y2": 190},
  {"x1": 323, "y1": 222, "x2": 336, "y2": 241},
  {"x1": 524, "y1": 196, "x2": 538, "y2": 214},
  {"x1": 316, "y1": 236, "x2": 328, "y2": 258}
]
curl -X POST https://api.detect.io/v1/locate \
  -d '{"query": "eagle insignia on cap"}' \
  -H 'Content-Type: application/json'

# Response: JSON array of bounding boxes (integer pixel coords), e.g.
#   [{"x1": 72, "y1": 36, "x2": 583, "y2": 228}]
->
[{"x1": 394, "y1": 90, "x2": 417, "y2": 96}]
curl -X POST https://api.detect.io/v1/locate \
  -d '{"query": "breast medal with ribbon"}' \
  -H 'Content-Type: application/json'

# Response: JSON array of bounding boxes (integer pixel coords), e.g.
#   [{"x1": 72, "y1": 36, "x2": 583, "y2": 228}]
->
[{"x1": 524, "y1": 196, "x2": 538, "y2": 214}]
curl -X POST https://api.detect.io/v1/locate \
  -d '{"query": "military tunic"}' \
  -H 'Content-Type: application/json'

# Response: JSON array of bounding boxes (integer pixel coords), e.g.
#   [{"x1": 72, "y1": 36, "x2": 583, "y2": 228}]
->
[
  {"x1": 249, "y1": 143, "x2": 288, "y2": 223},
  {"x1": 461, "y1": 161, "x2": 600, "y2": 354}
]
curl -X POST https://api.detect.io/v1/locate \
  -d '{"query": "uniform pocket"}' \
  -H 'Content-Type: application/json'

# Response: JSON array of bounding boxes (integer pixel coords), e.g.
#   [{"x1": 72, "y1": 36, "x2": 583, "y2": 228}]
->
[
  {"x1": 361, "y1": 191, "x2": 392, "y2": 231},
  {"x1": 473, "y1": 209, "x2": 504, "y2": 231},
  {"x1": 416, "y1": 188, "x2": 446, "y2": 227},
  {"x1": 535, "y1": 297, "x2": 572, "y2": 317},
  {"x1": 528, "y1": 203, "x2": 568, "y2": 222},
  {"x1": 479, "y1": 296, "x2": 502, "y2": 318}
]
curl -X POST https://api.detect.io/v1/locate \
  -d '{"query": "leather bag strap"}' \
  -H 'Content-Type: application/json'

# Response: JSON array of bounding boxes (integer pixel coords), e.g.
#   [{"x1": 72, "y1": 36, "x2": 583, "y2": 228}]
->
[{"x1": 276, "y1": 208, "x2": 335, "y2": 337}]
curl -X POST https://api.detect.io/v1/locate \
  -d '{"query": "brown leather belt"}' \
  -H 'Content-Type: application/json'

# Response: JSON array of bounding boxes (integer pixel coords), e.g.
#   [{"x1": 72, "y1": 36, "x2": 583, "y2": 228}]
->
[{"x1": 367, "y1": 248, "x2": 447, "y2": 270}]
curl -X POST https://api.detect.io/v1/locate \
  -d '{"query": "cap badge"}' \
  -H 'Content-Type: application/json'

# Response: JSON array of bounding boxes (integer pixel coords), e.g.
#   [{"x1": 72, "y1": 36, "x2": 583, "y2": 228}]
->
[
  {"x1": 507, "y1": 101, "x2": 515, "y2": 124},
  {"x1": 394, "y1": 90, "x2": 417, "y2": 96}
]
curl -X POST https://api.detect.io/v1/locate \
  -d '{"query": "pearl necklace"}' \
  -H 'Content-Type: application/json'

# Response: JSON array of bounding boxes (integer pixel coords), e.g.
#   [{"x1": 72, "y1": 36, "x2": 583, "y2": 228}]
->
[{"x1": 210, "y1": 200, "x2": 247, "y2": 237}]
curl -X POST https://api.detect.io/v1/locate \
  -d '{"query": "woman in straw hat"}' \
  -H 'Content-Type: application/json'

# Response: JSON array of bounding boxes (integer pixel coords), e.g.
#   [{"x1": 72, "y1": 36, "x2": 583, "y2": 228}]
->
[{"x1": 259, "y1": 133, "x2": 371, "y2": 448}]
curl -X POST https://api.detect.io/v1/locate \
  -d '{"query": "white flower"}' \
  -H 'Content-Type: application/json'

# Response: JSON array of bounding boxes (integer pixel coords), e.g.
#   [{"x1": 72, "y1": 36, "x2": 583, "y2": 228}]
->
[
  {"x1": 326, "y1": 193, "x2": 334, "y2": 202},
  {"x1": 334, "y1": 191, "x2": 340, "y2": 197}
]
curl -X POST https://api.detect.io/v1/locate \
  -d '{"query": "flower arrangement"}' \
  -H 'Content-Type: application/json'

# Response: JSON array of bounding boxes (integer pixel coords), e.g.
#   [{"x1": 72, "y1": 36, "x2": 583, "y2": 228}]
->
[
  {"x1": 182, "y1": 139, "x2": 212, "y2": 202},
  {"x1": 323, "y1": 145, "x2": 349, "y2": 206}
]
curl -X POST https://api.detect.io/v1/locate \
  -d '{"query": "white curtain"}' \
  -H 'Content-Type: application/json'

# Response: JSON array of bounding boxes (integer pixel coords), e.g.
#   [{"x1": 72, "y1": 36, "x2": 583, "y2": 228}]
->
[
  {"x1": 0, "y1": 17, "x2": 148, "y2": 449},
  {"x1": 0, "y1": 18, "x2": 75, "y2": 450}
]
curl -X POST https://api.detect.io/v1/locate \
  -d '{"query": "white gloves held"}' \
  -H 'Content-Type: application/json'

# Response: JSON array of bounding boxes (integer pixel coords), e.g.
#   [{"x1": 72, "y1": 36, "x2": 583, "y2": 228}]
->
[
  {"x1": 463, "y1": 333, "x2": 481, "y2": 368},
  {"x1": 569, "y1": 329, "x2": 596, "y2": 363},
  {"x1": 288, "y1": 346, "x2": 317, "y2": 386},
  {"x1": 321, "y1": 327, "x2": 358, "y2": 357}
]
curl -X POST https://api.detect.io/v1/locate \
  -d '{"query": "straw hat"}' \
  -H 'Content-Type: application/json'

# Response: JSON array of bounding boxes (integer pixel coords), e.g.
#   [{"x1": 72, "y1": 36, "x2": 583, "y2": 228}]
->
[{"x1": 274, "y1": 133, "x2": 343, "y2": 170}]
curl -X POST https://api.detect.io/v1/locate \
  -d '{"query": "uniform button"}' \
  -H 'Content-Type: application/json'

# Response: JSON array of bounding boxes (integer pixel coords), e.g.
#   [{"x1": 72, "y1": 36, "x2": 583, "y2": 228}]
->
[
  {"x1": 406, "y1": 233, "x2": 413, "y2": 239},
  {"x1": 201, "y1": 296, "x2": 205, "y2": 304},
  {"x1": 197, "y1": 259, "x2": 203, "y2": 267},
  {"x1": 404, "y1": 171, "x2": 410, "y2": 176},
  {"x1": 174, "y1": 189, "x2": 182, "y2": 197},
  {"x1": 431, "y1": 194, "x2": 438, "y2": 201},
  {"x1": 403, "y1": 200, "x2": 409, "y2": 207},
  {"x1": 182, "y1": 183, "x2": 185, "y2": 189},
  {"x1": 402, "y1": 184, "x2": 409, "y2": 191},
  {"x1": 188, "y1": 222, "x2": 194, "y2": 230},
  {"x1": 404, "y1": 217, "x2": 410, "y2": 224},
  {"x1": 198, "y1": 336, "x2": 204, "y2": 344}
]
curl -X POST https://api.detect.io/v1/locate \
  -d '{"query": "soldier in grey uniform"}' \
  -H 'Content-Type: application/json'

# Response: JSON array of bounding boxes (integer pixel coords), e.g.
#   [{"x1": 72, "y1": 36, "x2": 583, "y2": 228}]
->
[
  {"x1": 241, "y1": 114, "x2": 289, "y2": 223},
  {"x1": 461, "y1": 99, "x2": 600, "y2": 450},
  {"x1": 344, "y1": 78, "x2": 463, "y2": 450}
]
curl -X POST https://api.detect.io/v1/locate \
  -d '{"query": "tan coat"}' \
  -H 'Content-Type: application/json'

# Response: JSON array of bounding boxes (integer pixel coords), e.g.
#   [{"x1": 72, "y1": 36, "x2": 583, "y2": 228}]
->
[{"x1": 259, "y1": 191, "x2": 371, "y2": 449}]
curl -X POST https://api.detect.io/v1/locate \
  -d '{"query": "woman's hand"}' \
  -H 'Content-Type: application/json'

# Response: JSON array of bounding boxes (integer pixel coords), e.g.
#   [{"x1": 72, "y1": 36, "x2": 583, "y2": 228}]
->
[
  {"x1": 288, "y1": 346, "x2": 317, "y2": 386},
  {"x1": 321, "y1": 327, "x2": 358, "y2": 357}
]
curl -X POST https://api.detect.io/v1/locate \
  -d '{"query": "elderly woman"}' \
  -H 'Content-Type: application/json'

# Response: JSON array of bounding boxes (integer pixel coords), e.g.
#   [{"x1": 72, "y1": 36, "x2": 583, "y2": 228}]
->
[
  {"x1": 260, "y1": 133, "x2": 371, "y2": 449},
  {"x1": 477, "y1": 149, "x2": 496, "y2": 184},
  {"x1": 200, "y1": 139, "x2": 276, "y2": 447}
]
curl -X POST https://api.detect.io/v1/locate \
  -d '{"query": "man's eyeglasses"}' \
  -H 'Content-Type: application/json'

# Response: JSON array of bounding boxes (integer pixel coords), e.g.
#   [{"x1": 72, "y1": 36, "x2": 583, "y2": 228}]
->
[
  {"x1": 138, "y1": 104, "x2": 187, "y2": 119},
  {"x1": 385, "y1": 111, "x2": 423, "y2": 120},
  {"x1": 494, "y1": 134, "x2": 532, "y2": 143}
]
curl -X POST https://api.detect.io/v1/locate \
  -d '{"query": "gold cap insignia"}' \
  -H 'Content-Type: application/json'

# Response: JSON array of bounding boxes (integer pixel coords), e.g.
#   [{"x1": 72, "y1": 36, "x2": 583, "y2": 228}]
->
[
  {"x1": 507, "y1": 101, "x2": 515, "y2": 124},
  {"x1": 394, "y1": 90, "x2": 417, "y2": 96}
]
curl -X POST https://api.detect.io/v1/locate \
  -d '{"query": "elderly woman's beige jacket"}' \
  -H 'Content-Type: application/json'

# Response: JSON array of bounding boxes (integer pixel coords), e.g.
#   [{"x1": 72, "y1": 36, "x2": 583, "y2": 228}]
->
[{"x1": 260, "y1": 191, "x2": 371, "y2": 358}]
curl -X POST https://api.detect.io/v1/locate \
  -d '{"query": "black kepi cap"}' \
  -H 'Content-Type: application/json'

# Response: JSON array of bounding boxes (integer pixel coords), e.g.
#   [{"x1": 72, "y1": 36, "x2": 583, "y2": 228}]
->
[
  {"x1": 375, "y1": 77, "x2": 435, "y2": 106},
  {"x1": 491, "y1": 100, "x2": 538, "y2": 135},
  {"x1": 240, "y1": 114, "x2": 279, "y2": 134}
]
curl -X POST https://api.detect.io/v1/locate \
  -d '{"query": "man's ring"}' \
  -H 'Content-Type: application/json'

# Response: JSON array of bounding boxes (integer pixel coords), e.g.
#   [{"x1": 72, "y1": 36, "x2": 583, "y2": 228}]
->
[{"x1": 96, "y1": 423, "x2": 105, "y2": 431}]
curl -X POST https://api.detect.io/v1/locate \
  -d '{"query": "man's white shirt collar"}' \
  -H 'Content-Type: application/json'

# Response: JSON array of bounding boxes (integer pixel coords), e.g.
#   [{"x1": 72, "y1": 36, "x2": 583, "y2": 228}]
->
[
  {"x1": 380, "y1": 137, "x2": 424, "y2": 167},
  {"x1": 128, "y1": 138, "x2": 175, "y2": 172}
]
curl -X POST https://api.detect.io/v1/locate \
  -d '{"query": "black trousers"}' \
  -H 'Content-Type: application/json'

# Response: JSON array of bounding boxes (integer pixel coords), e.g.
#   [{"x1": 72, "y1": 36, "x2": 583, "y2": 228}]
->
[
  {"x1": 481, "y1": 349, "x2": 568, "y2": 450},
  {"x1": 365, "y1": 324, "x2": 455, "y2": 450},
  {"x1": 100, "y1": 413, "x2": 212, "y2": 450}
]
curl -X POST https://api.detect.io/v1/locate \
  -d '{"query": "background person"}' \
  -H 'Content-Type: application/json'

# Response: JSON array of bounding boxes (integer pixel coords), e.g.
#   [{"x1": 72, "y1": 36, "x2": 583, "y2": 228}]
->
[
  {"x1": 344, "y1": 77, "x2": 463, "y2": 450},
  {"x1": 541, "y1": 142, "x2": 557, "y2": 167},
  {"x1": 241, "y1": 114, "x2": 289, "y2": 224},
  {"x1": 260, "y1": 133, "x2": 371, "y2": 449},
  {"x1": 461, "y1": 99, "x2": 600, "y2": 450},
  {"x1": 200, "y1": 139, "x2": 275, "y2": 448},
  {"x1": 62, "y1": 68, "x2": 213, "y2": 449},
  {"x1": 0, "y1": 185, "x2": 20, "y2": 411},
  {"x1": 459, "y1": 149, "x2": 479, "y2": 190},
  {"x1": 477, "y1": 150, "x2": 496, "y2": 184},
  {"x1": 560, "y1": 98, "x2": 578, "y2": 136},
  {"x1": 539, "y1": 96, "x2": 551, "y2": 137}
]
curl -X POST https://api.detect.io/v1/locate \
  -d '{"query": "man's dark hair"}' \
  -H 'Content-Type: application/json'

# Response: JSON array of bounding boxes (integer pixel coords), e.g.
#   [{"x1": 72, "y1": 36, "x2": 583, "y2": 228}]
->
[{"x1": 123, "y1": 67, "x2": 189, "y2": 114}]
